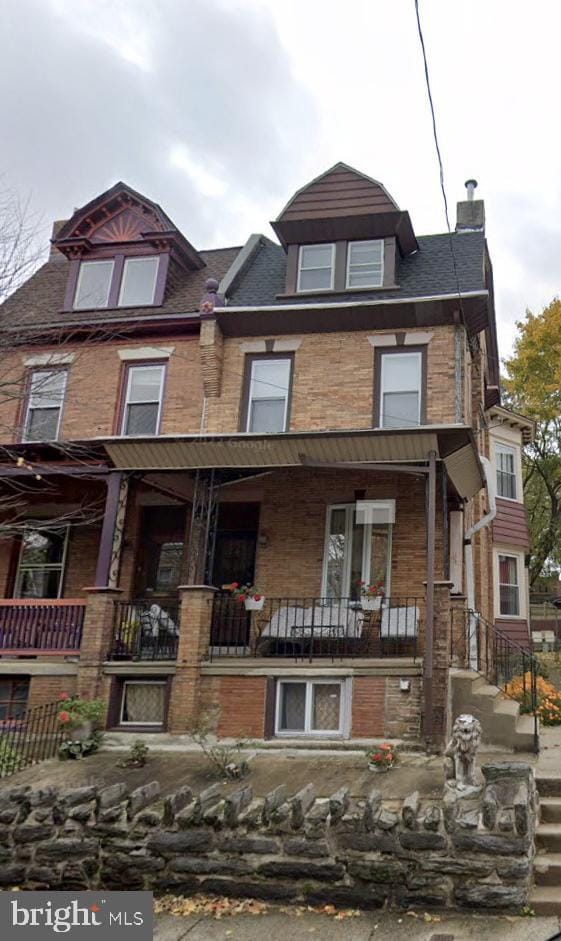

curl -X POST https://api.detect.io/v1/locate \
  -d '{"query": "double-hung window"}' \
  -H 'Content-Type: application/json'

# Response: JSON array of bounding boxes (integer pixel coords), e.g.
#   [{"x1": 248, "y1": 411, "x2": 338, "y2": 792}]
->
[
  {"x1": 14, "y1": 527, "x2": 69, "y2": 599},
  {"x1": 297, "y1": 244, "x2": 334, "y2": 292},
  {"x1": 74, "y1": 259, "x2": 114, "y2": 309},
  {"x1": 121, "y1": 364, "x2": 165, "y2": 436},
  {"x1": 24, "y1": 370, "x2": 67, "y2": 442},
  {"x1": 346, "y1": 240, "x2": 384, "y2": 288},
  {"x1": 245, "y1": 357, "x2": 292, "y2": 433},
  {"x1": 378, "y1": 350, "x2": 423, "y2": 428},
  {"x1": 496, "y1": 444, "x2": 517, "y2": 500},
  {"x1": 322, "y1": 502, "x2": 394, "y2": 600},
  {"x1": 498, "y1": 554, "x2": 520, "y2": 617},
  {"x1": 276, "y1": 678, "x2": 347, "y2": 736}
]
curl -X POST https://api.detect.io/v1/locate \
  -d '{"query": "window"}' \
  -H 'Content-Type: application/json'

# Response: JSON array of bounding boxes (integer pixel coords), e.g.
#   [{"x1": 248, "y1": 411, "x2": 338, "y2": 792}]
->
[
  {"x1": 378, "y1": 350, "x2": 422, "y2": 428},
  {"x1": 297, "y1": 244, "x2": 335, "y2": 292},
  {"x1": 121, "y1": 363, "x2": 165, "y2": 436},
  {"x1": 74, "y1": 260, "x2": 114, "y2": 309},
  {"x1": 322, "y1": 502, "x2": 393, "y2": 599},
  {"x1": 496, "y1": 444, "x2": 517, "y2": 500},
  {"x1": 245, "y1": 357, "x2": 291, "y2": 433},
  {"x1": 346, "y1": 240, "x2": 384, "y2": 288},
  {"x1": 0, "y1": 678, "x2": 29, "y2": 724},
  {"x1": 23, "y1": 370, "x2": 67, "y2": 442},
  {"x1": 499, "y1": 554, "x2": 520, "y2": 617},
  {"x1": 14, "y1": 527, "x2": 68, "y2": 599},
  {"x1": 118, "y1": 256, "x2": 159, "y2": 307},
  {"x1": 155, "y1": 542, "x2": 183, "y2": 593},
  {"x1": 276, "y1": 679, "x2": 346, "y2": 736},
  {"x1": 120, "y1": 680, "x2": 166, "y2": 726}
]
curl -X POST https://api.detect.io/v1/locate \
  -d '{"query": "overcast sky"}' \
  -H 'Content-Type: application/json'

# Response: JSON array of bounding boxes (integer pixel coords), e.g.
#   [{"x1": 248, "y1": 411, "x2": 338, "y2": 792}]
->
[{"x1": 2, "y1": 0, "x2": 561, "y2": 359}]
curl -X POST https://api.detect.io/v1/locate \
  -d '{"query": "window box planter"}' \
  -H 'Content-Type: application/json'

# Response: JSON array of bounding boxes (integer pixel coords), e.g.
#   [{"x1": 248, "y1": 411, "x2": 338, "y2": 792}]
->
[{"x1": 244, "y1": 596, "x2": 265, "y2": 611}]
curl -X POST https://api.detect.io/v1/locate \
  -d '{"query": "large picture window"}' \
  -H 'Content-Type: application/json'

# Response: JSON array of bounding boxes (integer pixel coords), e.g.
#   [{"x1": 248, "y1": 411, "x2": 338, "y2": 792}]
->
[
  {"x1": 14, "y1": 527, "x2": 69, "y2": 599},
  {"x1": 496, "y1": 444, "x2": 517, "y2": 500},
  {"x1": 121, "y1": 363, "x2": 165, "y2": 436},
  {"x1": 322, "y1": 502, "x2": 393, "y2": 600},
  {"x1": 23, "y1": 370, "x2": 67, "y2": 442},
  {"x1": 276, "y1": 678, "x2": 346, "y2": 736},
  {"x1": 498, "y1": 554, "x2": 520, "y2": 617},
  {"x1": 378, "y1": 350, "x2": 423, "y2": 428},
  {"x1": 244, "y1": 357, "x2": 292, "y2": 433}
]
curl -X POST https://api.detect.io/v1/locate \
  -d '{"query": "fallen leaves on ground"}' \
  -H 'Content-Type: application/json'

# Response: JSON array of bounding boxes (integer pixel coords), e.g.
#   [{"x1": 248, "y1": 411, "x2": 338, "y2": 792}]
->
[
  {"x1": 154, "y1": 895, "x2": 362, "y2": 921},
  {"x1": 405, "y1": 911, "x2": 442, "y2": 923}
]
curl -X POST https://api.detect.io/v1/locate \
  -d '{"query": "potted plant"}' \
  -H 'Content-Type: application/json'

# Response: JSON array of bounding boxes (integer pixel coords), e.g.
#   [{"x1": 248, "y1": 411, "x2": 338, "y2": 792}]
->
[
  {"x1": 358, "y1": 579, "x2": 385, "y2": 610},
  {"x1": 367, "y1": 742, "x2": 396, "y2": 773},
  {"x1": 57, "y1": 693, "x2": 104, "y2": 742},
  {"x1": 227, "y1": 582, "x2": 265, "y2": 611}
]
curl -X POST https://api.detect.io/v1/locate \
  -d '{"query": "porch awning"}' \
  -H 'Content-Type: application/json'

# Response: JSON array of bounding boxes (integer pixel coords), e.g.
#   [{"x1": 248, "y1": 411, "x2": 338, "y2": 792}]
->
[{"x1": 99, "y1": 425, "x2": 484, "y2": 499}]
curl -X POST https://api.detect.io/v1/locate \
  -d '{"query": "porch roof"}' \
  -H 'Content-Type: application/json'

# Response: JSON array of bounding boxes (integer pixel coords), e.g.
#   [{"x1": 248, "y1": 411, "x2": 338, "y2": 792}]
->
[{"x1": 100, "y1": 425, "x2": 484, "y2": 499}]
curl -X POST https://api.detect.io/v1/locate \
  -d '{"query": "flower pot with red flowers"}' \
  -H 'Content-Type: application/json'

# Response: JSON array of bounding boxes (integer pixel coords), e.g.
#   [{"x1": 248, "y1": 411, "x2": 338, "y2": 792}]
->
[
  {"x1": 226, "y1": 583, "x2": 265, "y2": 611},
  {"x1": 367, "y1": 743, "x2": 396, "y2": 773},
  {"x1": 357, "y1": 580, "x2": 385, "y2": 611},
  {"x1": 57, "y1": 693, "x2": 105, "y2": 758}
]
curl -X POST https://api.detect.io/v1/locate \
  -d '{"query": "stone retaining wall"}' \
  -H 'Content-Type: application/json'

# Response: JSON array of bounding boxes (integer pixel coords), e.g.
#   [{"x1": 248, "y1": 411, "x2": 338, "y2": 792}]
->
[{"x1": 0, "y1": 762, "x2": 536, "y2": 911}]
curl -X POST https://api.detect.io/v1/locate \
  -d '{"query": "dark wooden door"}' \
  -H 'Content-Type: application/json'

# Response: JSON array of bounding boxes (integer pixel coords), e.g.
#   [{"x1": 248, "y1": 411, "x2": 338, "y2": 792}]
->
[{"x1": 210, "y1": 503, "x2": 259, "y2": 647}]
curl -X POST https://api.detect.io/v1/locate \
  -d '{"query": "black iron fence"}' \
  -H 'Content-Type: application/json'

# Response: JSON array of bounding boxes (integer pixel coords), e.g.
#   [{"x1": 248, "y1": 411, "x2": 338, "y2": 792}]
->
[
  {"x1": 109, "y1": 599, "x2": 180, "y2": 661},
  {"x1": 0, "y1": 700, "x2": 65, "y2": 779},
  {"x1": 451, "y1": 607, "x2": 539, "y2": 753},
  {"x1": 209, "y1": 594, "x2": 421, "y2": 661}
]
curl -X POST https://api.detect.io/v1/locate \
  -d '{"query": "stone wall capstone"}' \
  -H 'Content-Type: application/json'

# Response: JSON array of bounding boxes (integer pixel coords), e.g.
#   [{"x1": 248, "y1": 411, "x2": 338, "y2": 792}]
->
[{"x1": 0, "y1": 762, "x2": 536, "y2": 911}]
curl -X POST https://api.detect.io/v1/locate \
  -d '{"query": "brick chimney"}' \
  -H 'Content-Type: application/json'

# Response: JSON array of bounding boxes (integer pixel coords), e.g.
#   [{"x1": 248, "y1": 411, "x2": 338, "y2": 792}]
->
[
  {"x1": 49, "y1": 220, "x2": 69, "y2": 261},
  {"x1": 456, "y1": 179, "x2": 485, "y2": 232}
]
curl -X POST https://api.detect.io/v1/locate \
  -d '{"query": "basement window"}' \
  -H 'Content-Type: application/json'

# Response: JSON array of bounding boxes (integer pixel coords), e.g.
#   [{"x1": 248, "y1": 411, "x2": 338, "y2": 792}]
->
[
  {"x1": 275, "y1": 678, "x2": 347, "y2": 736},
  {"x1": 120, "y1": 680, "x2": 166, "y2": 726}
]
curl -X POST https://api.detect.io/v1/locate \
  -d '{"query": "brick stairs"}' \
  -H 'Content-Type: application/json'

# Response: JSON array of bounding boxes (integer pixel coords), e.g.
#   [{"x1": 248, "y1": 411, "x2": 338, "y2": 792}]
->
[
  {"x1": 450, "y1": 670, "x2": 537, "y2": 752},
  {"x1": 531, "y1": 773, "x2": 561, "y2": 914}
]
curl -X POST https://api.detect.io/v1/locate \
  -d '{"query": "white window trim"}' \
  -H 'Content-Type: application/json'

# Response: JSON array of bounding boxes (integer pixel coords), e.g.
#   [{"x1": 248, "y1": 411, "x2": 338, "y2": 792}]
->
[
  {"x1": 14, "y1": 525, "x2": 70, "y2": 599},
  {"x1": 119, "y1": 679, "x2": 167, "y2": 726},
  {"x1": 379, "y1": 350, "x2": 422, "y2": 429},
  {"x1": 246, "y1": 358, "x2": 291, "y2": 433},
  {"x1": 321, "y1": 503, "x2": 393, "y2": 598},
  {"x1": 275, "y1": 677, "x2": 351, "y2": 738},
  {"x1": 346, "y1": 239, "x2": 384, "y2": 289},
  {"x1": 121, "y1": 363, "x2": 166, "y2": 437},
  {"x1": 74, "y1": 259, "x2": 114, "y2": 310},
  {"x1": 23, "y1": 370, "x2": 68, "y2": 443},
  {"x1": 494, "y1": 548, "x2": 526, "y2": 621},
  {"x1": 118, "y1": 256, "x2": 160, "y2": 308},
  {"x1": 493, "y1": 438, "x2": 522, "y2": 503},
  {"x1": 297, "y1": 243, "x2": 335, "y2": 293}
]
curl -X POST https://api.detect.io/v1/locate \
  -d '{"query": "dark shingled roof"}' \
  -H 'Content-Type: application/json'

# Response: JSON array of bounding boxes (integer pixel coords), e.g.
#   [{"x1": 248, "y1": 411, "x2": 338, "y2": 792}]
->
[{"x1": 228, "y1": 231, "x2": 486, "y2": 307}]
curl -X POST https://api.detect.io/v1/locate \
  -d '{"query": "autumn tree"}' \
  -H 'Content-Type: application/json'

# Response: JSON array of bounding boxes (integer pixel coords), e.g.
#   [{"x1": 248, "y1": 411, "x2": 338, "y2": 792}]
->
[{"x1": 504, "y1": 298, "x2": 561, "y2": 584}]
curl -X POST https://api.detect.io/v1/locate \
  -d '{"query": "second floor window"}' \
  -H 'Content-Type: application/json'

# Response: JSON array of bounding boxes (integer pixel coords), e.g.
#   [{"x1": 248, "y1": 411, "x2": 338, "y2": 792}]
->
[
  {"x1": 297, "y1": 244, "x2": 334, "y2": 292},
  {"x1": 496, "y1": 444, "x2": 517, "y2": 500},
  {"x1": 245, "y1": 357, "x2": 292, "y2": 433},
  {"x1": 14, "y1": 527, "x2": 68, "y2": 599},
  {"x1": 346, "y1": 240, "x2": 384, "y2": 288},
  {"x1": 121, "y1": 364, "x2": 165, "y2": 436},
  {"x1": 24, "y1": 369, "x2": 67, "y2": 442},
  {"x1": 378, "y1": 350, "x2": 422, "y2": 428}
]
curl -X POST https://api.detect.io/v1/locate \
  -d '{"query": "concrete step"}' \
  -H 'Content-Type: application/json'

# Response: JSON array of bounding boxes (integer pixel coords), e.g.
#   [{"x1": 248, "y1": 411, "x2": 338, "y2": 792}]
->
[
  {"x1": 513, "y1": 714, "x2": 538, "y2": 752},
  {"x1": 493, "y1": 699, "x2": 520, "y2": 717},
  {"x1": 450, "y1": 669, "x2": 538, "y2": 752},
  {"x1": 537, "y1": 776, "x2": 561, "y2": 798},
  {"x1": 529, "y1": 885, "x2": 561, "y2": 915},
  {"x1": 539, "y1": 798, "x2": 561, "y2": 824},
  {"x1": 534, "y1": 852, "x2": 561, "y2": 885},
  {"x1": 536, "y1": 824, "x2": 561, "y2": 853}
]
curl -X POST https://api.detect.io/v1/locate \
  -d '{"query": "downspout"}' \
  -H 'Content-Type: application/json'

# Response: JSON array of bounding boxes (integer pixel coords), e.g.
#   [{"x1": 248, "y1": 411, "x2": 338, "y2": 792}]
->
[{"x1": 464, "y1": 456, "x2": 496, "y2": 668}]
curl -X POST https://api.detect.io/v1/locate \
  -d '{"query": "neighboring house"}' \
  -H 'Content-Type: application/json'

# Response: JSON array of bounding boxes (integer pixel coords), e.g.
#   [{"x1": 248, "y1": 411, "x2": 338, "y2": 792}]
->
[{"x1": 0, "y1": 163, "x2": 533, "y2": 745}]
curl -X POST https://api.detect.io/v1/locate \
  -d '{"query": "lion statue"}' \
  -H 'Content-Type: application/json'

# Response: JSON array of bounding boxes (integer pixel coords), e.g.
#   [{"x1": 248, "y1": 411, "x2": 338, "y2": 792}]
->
[{"x1": 444, "y1": 714, "x2": 482, "y2": 788}]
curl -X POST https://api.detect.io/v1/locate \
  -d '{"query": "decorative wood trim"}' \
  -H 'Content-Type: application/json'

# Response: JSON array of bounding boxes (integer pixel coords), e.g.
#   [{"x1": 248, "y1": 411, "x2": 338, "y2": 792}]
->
[
  {"x1": 63, "y1": 259, "x2": 80, "y2": 311},
  {"x1": 108, "y1": 254, "x2": 125, "y2": 308}
]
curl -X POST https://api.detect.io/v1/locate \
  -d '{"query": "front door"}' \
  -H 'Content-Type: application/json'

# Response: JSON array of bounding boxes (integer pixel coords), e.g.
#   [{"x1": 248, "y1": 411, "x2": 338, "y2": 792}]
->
[{"x1": 210, "y1": 503, "x2": 259, "y2": 647}]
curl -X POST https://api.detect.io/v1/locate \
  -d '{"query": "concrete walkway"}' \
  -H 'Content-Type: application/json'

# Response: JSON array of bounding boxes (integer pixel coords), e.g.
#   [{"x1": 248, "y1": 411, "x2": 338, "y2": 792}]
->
[{"x1": 154, "y1": 909, "x2": 561, "y2": 940}]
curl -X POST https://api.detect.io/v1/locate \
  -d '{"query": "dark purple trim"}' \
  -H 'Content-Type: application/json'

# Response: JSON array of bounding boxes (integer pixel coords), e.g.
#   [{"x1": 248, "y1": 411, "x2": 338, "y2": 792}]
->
[
  {"x1": 95, "y1": 472, "x2": 124, "y2": 588},
  {"x1": 154, "y1": 253, "x2": 169, "y2": 306},
  {"x1": 63, "y1": 260, "x2": 80, "y2": 311},
  {"x1": 108, "y1": 254, "x2": 125, "y2": 308}
]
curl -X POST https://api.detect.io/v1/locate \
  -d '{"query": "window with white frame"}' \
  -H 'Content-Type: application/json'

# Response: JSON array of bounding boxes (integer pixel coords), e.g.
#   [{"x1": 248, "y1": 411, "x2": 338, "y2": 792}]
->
[
  {"x1": 496, "y1": 443, "x2": 517, "y2": 500},
  {"x1": 297, "y1": 244, "x2": 335, "y2": 292},
  {"x1": 118, "y1": 256, "x2": 159, "y2": 307},
  {"x1": 120, "y1": 680, "x2": 166, "y2": 726},
  {"x1": 246, "y1": 357, "x2": 291, "y2": 433},
  {"x1": 74, "y1": 259, "x2": 114, "y2": 310},
  {"x1": 379, "y1": 350, "x2": 422, "y2": 428},
  {"x1": 276, "y1": 678, "x2": 346, "y2": 736},
  {"x1": 498, "y1": 554, "x2": 520, "y2": 617},
  {"x1": 121, "y1": 363, "x2": 165, "y2": 436},
  {"x1": 322, "y1": 502, "x2": 393, "y2": 600},
  {"x1": 346, "y1": 240, "x2": 384, "y2": 288},
  {"x1": 24, "y1": 369, "x2": 67, "y2": 442},
  {"x1": 14, "y1": 527, "x2": 69, "y2": 599}
]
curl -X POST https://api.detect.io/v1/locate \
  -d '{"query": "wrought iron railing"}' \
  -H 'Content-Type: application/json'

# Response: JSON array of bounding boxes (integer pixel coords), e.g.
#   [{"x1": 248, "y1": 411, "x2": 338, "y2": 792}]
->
[
  {"x1": 451, "y1": 607, "x2": 539, "y2": 753},
  {"x1": 109, "y1": 599, "x2": 180, "y2": 661},
  {"x1": 209, "y1": 594, "x2": 421, "y2": 661},
  {"x1": 0, "y1": 700, "x2": 66, "y2": 778},
  {"x1": 0, "y1": 599, "x2": 85, "y2": 654}
]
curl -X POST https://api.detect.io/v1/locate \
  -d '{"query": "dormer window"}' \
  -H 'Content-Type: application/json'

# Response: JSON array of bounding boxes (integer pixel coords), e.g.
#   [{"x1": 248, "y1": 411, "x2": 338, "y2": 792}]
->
[
  {"x1": 297, "y1": 244, "x2": 334, "y2": 292},
  {"x1": 118, "y1": 256, "x2": 159, "y2": 307},
  {"x1": 346, "y1": 240, "x2": 384, "y2": 288},
  {"x1": 74, "y1": 260, "x2": 114, "y2": 310}
]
